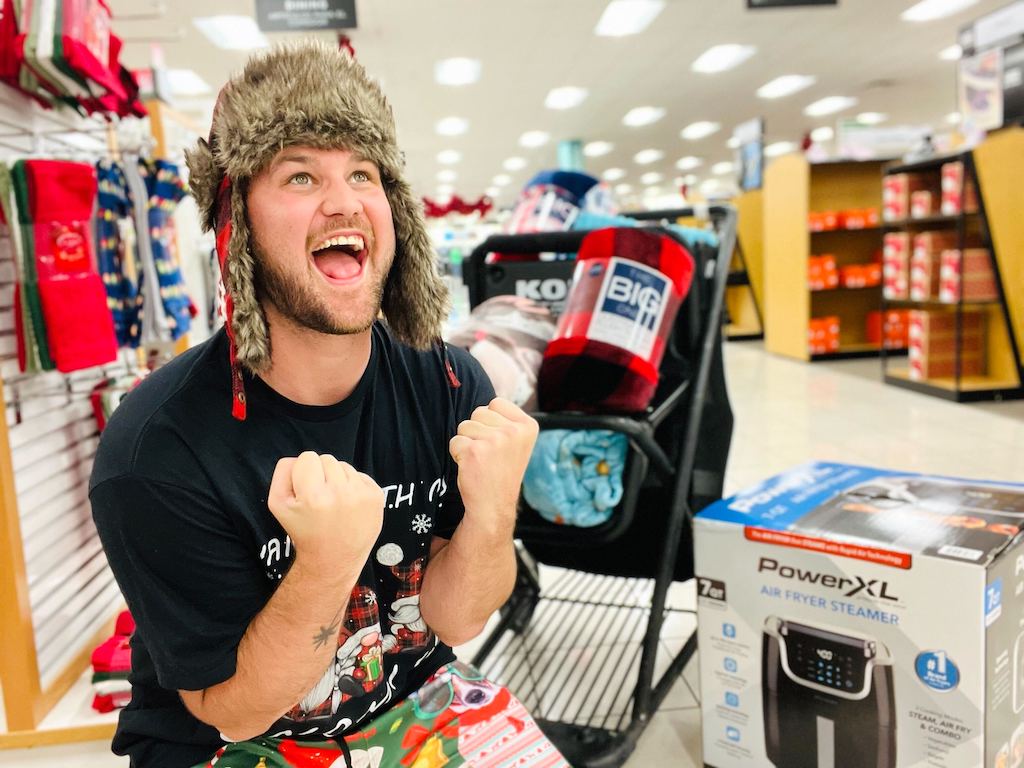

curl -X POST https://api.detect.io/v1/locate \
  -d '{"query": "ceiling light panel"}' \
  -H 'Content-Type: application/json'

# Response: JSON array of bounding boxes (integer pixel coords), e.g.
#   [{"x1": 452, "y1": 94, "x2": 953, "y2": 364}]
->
[
  {"x1": 584, "y1": 141, "x2": 615, "y2": 157},
  {"x1": 634, "y1": 149, "x2": 665, "y2": 164},
  {"x1": 939, "y1": 44, "x2": 963, "y2": 61},
  {"x1": 811, "y1": 126, "x2": 835, "y2": 141},
  {"x1": 681, "y1": 121, "x2": 721, "y2": 140},
  {"x1": 641, "y1": 172, "x2": 663, "y2": 185},
  {"x1": 167, "y1": 69, "x2": 211, "y2": 96},
  {"x1": 856, "y1": 112, "x2": 888, "y2": 124},
  {"x1": 436, "y1": 117, "x2": 469, "y2": 136},
  {"x1": 901, "y1": 0, "x2": 980, "y2": 23},
  {"x1": 437, "y1": 150, "x2": 462, "y2": 164},
  {"x1": 434, "y1": 58, "x2": 482, "y2": 86},
  {"x1": 436, "y1": 170, "x2": 457, "y2": 182},
  {"x1": 675, "y1": 156, "x2": 702, "y2": 171},
  {"x1": 757, "y1": 74, "x2": 816, "y2": 99},
  {"x1": 193, "y1": 16, "x2": 269, "y2": 50},
  {"x1": 603, "y1": 168, "x2": 627, "y2": 181},
  {"x1": 594, "y1": 0, "x2": 666, "y2": 37},
  {"x1": 503, "y1": 157, "x2": 527, "y2": 171},
  {"x1": 623, "y1": 106, "x2": 666, "y2": 127},
  {"x1": 519, "y1": 131, "x2": 551, "y2": 148},
  {"x1": 712, "y1": 161, "x2": 735, "y2": 175},
  {"x1": 764, "y1": 141, "x2": 797, "y2": 157},
  {"x1": 691, "y1": 44, "x2": 757, "y2": 74},
  {"x1": 804, "y1": 96, "x2": 857, "y2": 117},
  {"x1": 546, "y1": 86, "x2": 589, "y2": 109},
  {"x1": 492, "y1": 174, "x2": 512, "y2": 186}
]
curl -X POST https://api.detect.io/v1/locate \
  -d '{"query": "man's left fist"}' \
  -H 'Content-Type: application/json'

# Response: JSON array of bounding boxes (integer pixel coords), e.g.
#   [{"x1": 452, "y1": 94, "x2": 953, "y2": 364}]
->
[{"x1": 448, "y1": 397, "x2": 539, "y2": 527}]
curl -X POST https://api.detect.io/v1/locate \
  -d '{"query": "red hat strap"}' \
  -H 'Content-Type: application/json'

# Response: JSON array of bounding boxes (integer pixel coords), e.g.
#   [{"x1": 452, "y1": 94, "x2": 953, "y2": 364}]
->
[{"x1": 214, "y1": 175, "x2": 248, "y2": 420}]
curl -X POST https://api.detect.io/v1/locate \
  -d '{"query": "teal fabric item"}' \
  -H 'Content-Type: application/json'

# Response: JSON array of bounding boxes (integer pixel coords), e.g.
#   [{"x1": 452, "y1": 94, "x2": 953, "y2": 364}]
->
[
  {"x1": 573, "y1": 209, "x2": 719, "y2": 250},
  {"x1": 523, "y1": 429, "x2": 628, "y2": 527}
]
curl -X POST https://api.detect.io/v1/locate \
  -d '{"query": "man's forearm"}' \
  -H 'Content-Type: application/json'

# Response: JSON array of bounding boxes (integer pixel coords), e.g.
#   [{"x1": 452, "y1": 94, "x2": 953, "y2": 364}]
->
[
  {"x1": 420, "y1": 511, "x2": 517, "y2": 647},
  {"x1": 180, "y1": 555, "x2": 361, "y2": 740}
]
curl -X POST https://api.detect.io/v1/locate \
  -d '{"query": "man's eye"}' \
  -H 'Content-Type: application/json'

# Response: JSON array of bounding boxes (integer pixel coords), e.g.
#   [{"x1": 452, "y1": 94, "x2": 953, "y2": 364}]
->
[
  {"x1": 351, "y1": 170, "x2": 371, "y2": 183},
  {"x1": 288, "y1": 173, "x2": 312, "y2": 185}
]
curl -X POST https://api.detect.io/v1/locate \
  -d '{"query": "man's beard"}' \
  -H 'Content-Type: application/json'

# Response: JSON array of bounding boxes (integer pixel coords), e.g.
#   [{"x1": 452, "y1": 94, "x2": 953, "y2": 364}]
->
[{"x1": 251, "y1": 239, "x2": 386, "y2": 335}]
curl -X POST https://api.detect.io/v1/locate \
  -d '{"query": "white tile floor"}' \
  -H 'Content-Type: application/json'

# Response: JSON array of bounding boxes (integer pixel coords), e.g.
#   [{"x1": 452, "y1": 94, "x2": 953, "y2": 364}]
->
[{"x1": 2, "y1": 342, "x2": 1022, "y2": 767}]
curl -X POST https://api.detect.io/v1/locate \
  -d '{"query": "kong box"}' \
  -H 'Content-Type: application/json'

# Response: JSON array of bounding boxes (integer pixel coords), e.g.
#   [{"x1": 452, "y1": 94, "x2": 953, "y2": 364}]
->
[{"x1": 695, "y1": 462, "x2": 1024, "y2": 768}]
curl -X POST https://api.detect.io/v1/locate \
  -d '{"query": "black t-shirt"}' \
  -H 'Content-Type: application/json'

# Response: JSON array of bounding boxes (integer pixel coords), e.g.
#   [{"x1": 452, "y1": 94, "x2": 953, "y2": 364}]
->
[{"x1": 89, "y1": 323, "x2": 494, "y2": 768}]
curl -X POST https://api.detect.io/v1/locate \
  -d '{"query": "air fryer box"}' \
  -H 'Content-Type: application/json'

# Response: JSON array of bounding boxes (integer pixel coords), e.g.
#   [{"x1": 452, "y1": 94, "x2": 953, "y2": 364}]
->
[{"x1": 695, "y1": 462, "x2": 1024, "y2": 768}]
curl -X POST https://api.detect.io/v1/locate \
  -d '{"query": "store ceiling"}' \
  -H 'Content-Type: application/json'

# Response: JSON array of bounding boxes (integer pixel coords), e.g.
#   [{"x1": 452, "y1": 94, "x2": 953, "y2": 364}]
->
[{"x1": 106, "y1": 0, "x2": 1007, "y2": 208}]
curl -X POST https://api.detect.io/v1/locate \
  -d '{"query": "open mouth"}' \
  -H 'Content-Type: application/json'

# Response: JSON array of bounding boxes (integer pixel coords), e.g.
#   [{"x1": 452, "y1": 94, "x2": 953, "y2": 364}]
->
[{"x1": 311, "y1": 233, "x2": 367, "y2": 282}]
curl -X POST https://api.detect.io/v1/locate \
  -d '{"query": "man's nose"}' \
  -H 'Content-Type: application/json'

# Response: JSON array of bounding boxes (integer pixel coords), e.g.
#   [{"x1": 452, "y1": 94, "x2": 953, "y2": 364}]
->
[{"x1": 320, "y1": 180, "x2": 363, "y2": 219}]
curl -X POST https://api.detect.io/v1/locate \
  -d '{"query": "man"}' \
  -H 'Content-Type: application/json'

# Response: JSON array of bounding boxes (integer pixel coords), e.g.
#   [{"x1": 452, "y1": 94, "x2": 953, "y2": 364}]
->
[{"x1": 91, "y1": 41, "x2": 565, "y2": 768}]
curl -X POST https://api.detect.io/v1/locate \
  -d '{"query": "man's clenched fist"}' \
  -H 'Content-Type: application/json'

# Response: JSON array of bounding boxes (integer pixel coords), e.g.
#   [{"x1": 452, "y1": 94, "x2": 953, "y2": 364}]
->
[
  {"x1": 448, "y1": 397, "x2": 539, "y2": 531},
  {"x1": 267, "y1": 452, "x2": 384, "y2": 568}
]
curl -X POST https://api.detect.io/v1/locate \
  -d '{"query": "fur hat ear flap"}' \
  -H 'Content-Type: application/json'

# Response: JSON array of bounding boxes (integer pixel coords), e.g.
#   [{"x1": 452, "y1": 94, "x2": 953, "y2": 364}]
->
[
  {"x1": 226, "y1": 183, "x2": 271, "y2": 372},
  {"x1": 382, "y1": 178, "x2": 449, "y2": 350},
  {"x1": 184, "y1": 138, "x2": 222, "y2": 232}
]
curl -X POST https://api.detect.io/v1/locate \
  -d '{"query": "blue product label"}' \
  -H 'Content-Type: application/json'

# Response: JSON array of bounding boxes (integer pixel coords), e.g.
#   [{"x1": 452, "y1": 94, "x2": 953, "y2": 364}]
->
[
  {"x1": 586, "y1": 258, "x2": 670, "y2": 359},
  {"x1": 915, "y1": 650, "x2": 960, "y2": 691},
  {"x1": 985, "y1": 578, "x2": 1003, "y2": 626}
]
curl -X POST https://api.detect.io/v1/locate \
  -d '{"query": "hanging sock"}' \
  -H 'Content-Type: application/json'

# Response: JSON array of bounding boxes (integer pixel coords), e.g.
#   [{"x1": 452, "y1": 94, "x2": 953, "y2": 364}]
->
[
  {"x1": 0, "y1": 163, "x2": 41, "y2": 374},
  {"x1": 24, "y1": 159, "x2": 118, "y2": 372},
  {"x1": 9, "y1": 161, "x2": 54, "y2": 371},
  {"x1": 122, "y1": 155, "x2": 171, "y2": 345},
  {"x1": 96, "y1": 160, "x2": 141, "y2": 347},
  {"x1": 145, "y1": 159, "x2": 193, "y2": 341}
]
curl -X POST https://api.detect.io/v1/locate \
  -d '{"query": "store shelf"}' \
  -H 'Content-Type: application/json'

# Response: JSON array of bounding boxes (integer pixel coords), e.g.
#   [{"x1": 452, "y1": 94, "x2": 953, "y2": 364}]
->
[
  {"x1": 882, "y1": 212, "x2": 979, "y2": 229},
  {"x1": 887, "y1": 153, "x2": 966, "y2": 175},
  {"x1": 727, "y1": 271, "x2": 750, "y2": 286},
  {"x1": 725, "y1": 190, "x2": 764, "y2": 342},
  {"x1": 885, "y1": 368, "x2": 1024, "y2": 402},
  {"x1": 810, "y1": 225, "x2": 884, "y2": 234},
  {"x1": 810, "y1": 343, "x2": 884, "y2": 361},
  {"x1": 811, "y1": 285, "x2": 882, "y2": 293},
  {"x1": 884, "y1": 298, "x2": 999, "y2": 309}
]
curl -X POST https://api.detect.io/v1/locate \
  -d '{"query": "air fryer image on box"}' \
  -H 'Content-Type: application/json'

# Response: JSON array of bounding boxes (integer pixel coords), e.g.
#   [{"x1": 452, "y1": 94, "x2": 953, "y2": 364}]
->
[
  {"x1": 763, "y1": 616, "x2": 896, "y2": 768},
  {"x1": 794, "y1": 476, "x2": 1024, "y2": 562}
]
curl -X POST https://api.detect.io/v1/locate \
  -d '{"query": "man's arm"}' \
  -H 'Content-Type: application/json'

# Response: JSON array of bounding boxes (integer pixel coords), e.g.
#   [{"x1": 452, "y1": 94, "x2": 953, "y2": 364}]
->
[
  {"x1": 181, "y1": 452, "x2": 384, "y2": 740},
  {"x1": 420, "y1": 398, "x2": 537, "y2": 647}
]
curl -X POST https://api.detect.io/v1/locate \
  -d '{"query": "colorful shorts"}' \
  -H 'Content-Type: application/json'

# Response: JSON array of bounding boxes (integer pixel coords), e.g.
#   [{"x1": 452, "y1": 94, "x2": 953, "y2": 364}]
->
[{"x1": 194, "y1": 662, "x2": 567, "y2": 767}]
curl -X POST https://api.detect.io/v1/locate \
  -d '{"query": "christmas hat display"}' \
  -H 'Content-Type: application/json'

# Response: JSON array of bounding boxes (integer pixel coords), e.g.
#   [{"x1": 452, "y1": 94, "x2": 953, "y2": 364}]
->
[
  {"x1": 22, "y1": 159, "x2": 117, "y2": 372},
  {"x1": 537, "y1": 227, "x2": 695, "y2": 413},
  {"x1": 90, "y1": 610, "x2": 134, "y2": 714}
]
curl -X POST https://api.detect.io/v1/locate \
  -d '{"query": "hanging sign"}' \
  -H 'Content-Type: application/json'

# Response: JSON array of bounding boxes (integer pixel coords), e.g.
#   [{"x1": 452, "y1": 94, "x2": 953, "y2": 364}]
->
[
  {"x1": 254, "y1": 0, "x2": 357, "y2": 32},
  {"x1": 747, "y1": 0, "x2": 837, "y2": 7}
]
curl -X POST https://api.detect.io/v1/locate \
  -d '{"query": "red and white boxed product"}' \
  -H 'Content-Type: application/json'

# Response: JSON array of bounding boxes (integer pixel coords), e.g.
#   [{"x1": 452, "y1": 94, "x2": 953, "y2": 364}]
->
[
  {"x1": 808, "y1": 315, "x2": 840, "y2": 355},
  {"x1": 910, "y1": 232, "x2": 957, "y2": 301},
  {"x1": 883, "y1": 233, "x2": 911, "y2": 299},
  {"x1": 910, "y1": 190, "x2": 937, "y2": 219},
  {"x1": 840, "y1": 207, "x2": 880, "y2": 229},
  {"x1": 808, "y1": 211, "x2": 840, "y2": 232},
  {"x1": 908, "y1": 309, "x2": 985, "y2": 379},
  {"x1": 868, "y1": 309, "x2": 911, "y2": 349},
  {"x1": 940, "y1": 161, "x2": 980, "y2": 216},
  {"x1": 808, "y1": 254, "x2": 839, "y2": 291},
  {"x1": 883, "y1": 173, "x2": 930, "y2": 222},
  {"x1": 939, "y1": 249, "x2": 999, "y2": 303},
  {"x1": 840, "y1": 263, "x2": 882, "y2": 289}
]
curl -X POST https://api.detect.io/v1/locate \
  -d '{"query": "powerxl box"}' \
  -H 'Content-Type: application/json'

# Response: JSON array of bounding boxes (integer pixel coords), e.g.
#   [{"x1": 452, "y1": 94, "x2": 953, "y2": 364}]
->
[{"x1": 695, "y1": 462, "x2": 1024, "y2": 768}]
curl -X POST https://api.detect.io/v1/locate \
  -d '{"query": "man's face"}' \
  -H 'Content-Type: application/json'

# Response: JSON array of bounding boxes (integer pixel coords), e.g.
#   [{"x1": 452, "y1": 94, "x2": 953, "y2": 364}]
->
[{"x1": 246, "y1": 146, "x2": 396, "y2": 336}]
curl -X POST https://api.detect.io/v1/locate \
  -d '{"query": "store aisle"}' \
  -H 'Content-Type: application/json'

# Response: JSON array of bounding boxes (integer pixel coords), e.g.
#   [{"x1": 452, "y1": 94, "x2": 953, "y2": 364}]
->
[{"x1": 2, "y1": 342, "x2": 1021, "y2": 767}]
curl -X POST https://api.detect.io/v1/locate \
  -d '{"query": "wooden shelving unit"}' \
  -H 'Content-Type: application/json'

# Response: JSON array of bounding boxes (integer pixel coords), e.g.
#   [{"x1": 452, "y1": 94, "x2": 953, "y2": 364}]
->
[
  {"x1": 881, "y1": 128, "x2": 1024, "y2": 402},
  {"x1": 763, "y1": 157, "x2": 888, "y2": 361},
  {"x1": 725, "y1": 190, "x2": 764, "y2": 341}
]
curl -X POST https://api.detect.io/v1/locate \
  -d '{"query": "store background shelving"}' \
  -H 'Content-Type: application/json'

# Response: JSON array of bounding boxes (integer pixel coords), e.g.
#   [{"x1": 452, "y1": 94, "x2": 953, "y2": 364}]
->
[
  {"x1": 881, "y1": 128, "x2": 1024, "y2": 402},
  {"x1": 724, "y1": 190, "x2": 764, "y2": 341},
  {"x1": 763, "y1": 156, "x2": 889, "y2": 362}
]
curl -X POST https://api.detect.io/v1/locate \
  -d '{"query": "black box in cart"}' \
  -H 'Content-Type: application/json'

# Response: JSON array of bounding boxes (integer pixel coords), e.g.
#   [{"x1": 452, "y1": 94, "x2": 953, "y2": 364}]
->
[{"x1": 695, "y1": 462, "x2": 1024, "y2": 768}]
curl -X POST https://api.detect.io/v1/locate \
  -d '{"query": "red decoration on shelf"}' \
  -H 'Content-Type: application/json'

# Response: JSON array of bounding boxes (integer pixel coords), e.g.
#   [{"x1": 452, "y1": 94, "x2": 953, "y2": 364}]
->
[{"x1": 422, "y1": 194, "x2": 493, "y2": 218}]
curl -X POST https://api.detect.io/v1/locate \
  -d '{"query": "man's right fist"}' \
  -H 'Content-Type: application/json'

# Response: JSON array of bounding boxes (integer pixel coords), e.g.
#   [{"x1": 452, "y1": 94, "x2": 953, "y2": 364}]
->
[{"x1": 267, "y1": 452, "x2": 384, "y2": 567}]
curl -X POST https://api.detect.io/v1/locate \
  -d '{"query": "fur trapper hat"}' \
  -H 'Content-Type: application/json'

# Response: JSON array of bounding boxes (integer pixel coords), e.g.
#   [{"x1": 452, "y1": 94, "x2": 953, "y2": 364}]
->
[{"x1": 185, "y1": 41, "x2": 448, "y2": 418}]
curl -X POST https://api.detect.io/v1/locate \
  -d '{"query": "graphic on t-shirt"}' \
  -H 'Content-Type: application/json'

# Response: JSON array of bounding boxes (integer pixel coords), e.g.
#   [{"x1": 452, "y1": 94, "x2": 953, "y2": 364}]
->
[
  {"x1": 383, "y1": 557, "x2": 429, "y2": 653},
  {"x1": 286, "y1": 586, "x2": 385, "y2": 722}
]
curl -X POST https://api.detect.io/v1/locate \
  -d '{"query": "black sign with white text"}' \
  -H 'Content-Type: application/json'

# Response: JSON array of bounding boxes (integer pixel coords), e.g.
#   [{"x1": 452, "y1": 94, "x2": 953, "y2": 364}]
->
[
  {"x1": 254, "y1": 0, "x2": 357, "y2": 32},
  {"x1": 747, "y1": 0, "x2": 837, "y2": 8}
]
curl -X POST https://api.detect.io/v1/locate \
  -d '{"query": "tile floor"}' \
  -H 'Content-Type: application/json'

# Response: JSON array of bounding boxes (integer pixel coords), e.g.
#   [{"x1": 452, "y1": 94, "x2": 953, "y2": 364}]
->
[{"x1": 2, "y1": 342, "x2": 1022, "y2": 767}]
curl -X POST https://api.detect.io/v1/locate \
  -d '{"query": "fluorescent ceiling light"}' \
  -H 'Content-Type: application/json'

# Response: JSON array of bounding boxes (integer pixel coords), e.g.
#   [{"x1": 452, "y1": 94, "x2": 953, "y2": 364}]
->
[
  {"x1": 682, "y1": 174, "x2": 699, "y2": 185},
  {"x1": 757, "y1": 74, "x2": 816, "y2": 99},
  {"x1": 434, "y1": 58, "x2": 481, "y2": 86},
  {"x1": 691, "y1": 44, "x2": 757, "y2": 74},
  {"x1": 584, "y1": 141, "x2": 614, "y2": 157},
  {"x1": 946, "y1": 112, "x2": 962, "y2": 124},
  {"x1": 901, "y1": 0, "x2": 980, "y2": 23},
  {"x1": 939, "y1": 44, "x2": 963, "y2": 61},
  {"x1": 811, "y1": 126, "x2": 835, "y2": 142},
  {"x1": 436, "y1": 184, "x2": 455, "y2": 197},
  {"x1": 595, "y1": 0, "x2": 665, "y2": 37},
  {"x1": 615, "y1": 183, "x2": 633, "y2": 194},
  {"x1": 623, "y1": 106, "x2": 666, "y2": 127},
  {"x1": 193, "y1": 16, "x2": 269, "y2": 50},
  {"x1": 437, "y1": 169, "x2": 457, "y2": 183},
  {"x1": 712, "y1": 161, "x2": 735, "y2": 175},
  {"x1": 681, "y1": 121, "x2": 721, "y2": 140},
  {"x1": 546, "y1": 86, "x2": 589, "y2": 110},
  {"x1": 727, "y1": 136, "x2": 741, "y2": 149},
  {"x1": 857, "y1": 112, "x2": 888, "y2": 125},
  {"x1": 640, "y1": 171, "x2": 663, "y2": 184},
  {"x1": 764, "y1": 141, "x2": 798, "y2": 157},
  {"x1": 602, "y1": 167, "x2": 627, "y2": 181},
  {"x1": 492, "y1": 174, "x2": 512, "y2": 186},
  {"x1": 675, "y1": 156, "x2": 702, "y2": 171},
  {"x1": 804, "y1": 96, "x2": 857, "y2": 117},
  {"x1": 485, "y1": 186, "x2": 500, "y2": 197},
  {"x1": 700, "y1": 178, "x2": 727, "y2": 194},
  {"x1": 503, "y1": 157, "x2": 527, "y2": 171},
  {"x1": 644, "y1": 186, "x2": 662, "y2": 195},
  {"x1": 519, "y1": 131, "x2": 550, "y2": 148},
  {"x1": 436, "y1": 117, "x2": 469, "y2": 136},
  {"x1": 634, "y1": 148, "x2": 665, "y2": 164},
  {"x1": 437, "y1": 150, "x2": 462, "y2": 164},
  {"x1": 167, "y1": 69, "x2": 210, "y2": 96}
]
